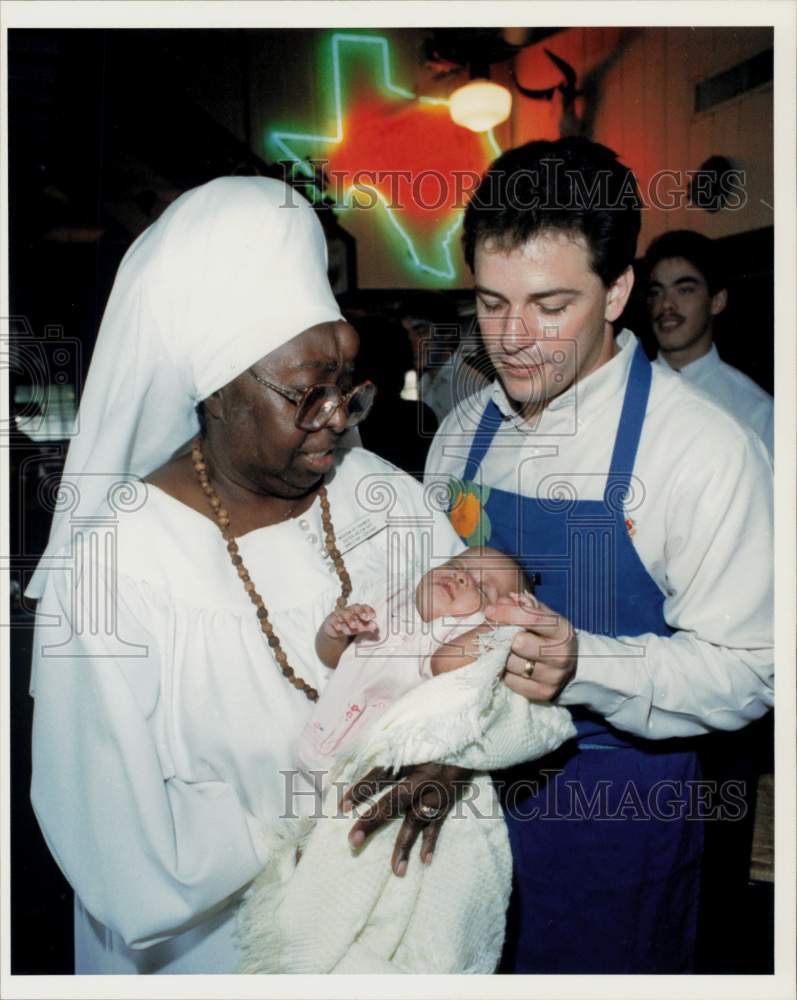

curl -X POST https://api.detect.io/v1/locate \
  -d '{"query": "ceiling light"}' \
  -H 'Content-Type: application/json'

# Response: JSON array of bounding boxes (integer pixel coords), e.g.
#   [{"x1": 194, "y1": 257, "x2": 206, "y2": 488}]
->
[{"x1": 449, "y1": 79, "x2": 512, "y2": 133}]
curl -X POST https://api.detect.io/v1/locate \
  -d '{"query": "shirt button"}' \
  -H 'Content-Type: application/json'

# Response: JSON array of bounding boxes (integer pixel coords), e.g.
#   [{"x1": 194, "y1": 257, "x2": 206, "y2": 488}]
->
[
  {"x1": 307, "y1": 533, "x2": 318, "y2": 544},
  {"x1": 299, "y1": 520, "x2": 310, "y2": 531}
]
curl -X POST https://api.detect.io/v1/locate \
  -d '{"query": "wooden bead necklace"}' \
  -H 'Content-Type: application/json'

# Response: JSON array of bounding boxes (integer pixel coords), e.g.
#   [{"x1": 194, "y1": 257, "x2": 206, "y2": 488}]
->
[{"x1": 191, "y1": 436, "x2": 352, "y2": 702}]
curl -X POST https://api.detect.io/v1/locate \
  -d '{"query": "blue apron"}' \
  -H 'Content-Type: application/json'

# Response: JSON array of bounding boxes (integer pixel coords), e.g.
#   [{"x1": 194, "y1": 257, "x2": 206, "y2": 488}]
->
[{"x1": 454, "y1": 343, "x2": 702, "y2": 973}]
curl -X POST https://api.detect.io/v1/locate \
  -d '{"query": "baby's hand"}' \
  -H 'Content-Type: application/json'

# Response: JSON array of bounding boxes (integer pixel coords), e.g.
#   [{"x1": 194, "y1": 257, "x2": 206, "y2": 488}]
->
[{"x1": 322, "y1": 604, "x2": 379, "y2": 639}]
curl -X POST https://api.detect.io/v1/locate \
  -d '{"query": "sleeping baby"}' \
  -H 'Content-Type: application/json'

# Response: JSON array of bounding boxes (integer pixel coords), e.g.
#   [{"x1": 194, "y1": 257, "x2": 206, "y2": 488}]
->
[{"x1": 298, "y1": 546, "x2": 530, "y2": 777}]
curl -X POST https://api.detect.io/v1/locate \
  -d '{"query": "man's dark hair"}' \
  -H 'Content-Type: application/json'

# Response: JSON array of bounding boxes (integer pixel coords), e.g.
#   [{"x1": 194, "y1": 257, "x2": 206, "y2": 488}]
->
[
  {"x1": 462, "y1": 136, "x2": 641, "y2": 287},
  {"x1": 643, "y1": 230, "x2": 726, "y2": 295}
]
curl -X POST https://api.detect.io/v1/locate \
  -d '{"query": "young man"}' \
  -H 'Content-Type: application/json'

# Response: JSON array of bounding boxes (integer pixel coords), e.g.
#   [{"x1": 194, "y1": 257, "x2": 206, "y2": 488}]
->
[
  {"x1": 424, "y1": 138, "x2": 773, "y2": 973},
  {"x1": 645, "y1": 229, "x2": 773, "y2": 457}
]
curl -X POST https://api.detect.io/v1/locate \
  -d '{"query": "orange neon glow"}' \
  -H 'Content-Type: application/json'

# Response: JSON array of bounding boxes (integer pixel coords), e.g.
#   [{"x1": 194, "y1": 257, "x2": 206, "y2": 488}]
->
[{"x1": 326, "y1": 99, "x2": 494, "y2": 239}]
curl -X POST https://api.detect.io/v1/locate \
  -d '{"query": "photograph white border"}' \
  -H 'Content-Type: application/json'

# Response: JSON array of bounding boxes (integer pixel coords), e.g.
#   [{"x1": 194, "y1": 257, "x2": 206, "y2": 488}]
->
[{"x1": 1, "y1": 3, "x2": 794, "y2": 999}]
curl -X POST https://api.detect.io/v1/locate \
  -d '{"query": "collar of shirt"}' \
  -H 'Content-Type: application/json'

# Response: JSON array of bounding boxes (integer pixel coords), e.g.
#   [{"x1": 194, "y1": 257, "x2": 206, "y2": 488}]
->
[
  {"x1": 488, "y1": 328, "x2": 639, "y2": 434},
  {"x1": 655, "y1": 342, "x2": 719, "y2": 382}
]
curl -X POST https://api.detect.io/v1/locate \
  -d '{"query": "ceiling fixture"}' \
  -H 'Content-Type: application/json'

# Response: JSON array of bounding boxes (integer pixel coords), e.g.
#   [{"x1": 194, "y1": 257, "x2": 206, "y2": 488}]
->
[
  {"x1": 449, "y1": 78, "x2": 512, "y2": 133},
  {"x1": 422, "y1": 28, "x2": 563, "y2": 135}
]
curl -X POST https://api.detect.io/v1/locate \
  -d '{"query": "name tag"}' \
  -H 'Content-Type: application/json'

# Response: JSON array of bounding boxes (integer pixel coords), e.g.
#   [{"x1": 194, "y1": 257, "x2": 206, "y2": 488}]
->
[{"x1": 336, "y1": 515, "x2": 388, "y2": 555}]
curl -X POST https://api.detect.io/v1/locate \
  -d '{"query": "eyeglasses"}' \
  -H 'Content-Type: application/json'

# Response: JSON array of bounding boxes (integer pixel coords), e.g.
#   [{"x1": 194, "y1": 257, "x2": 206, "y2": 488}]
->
[{"x1": 248, "y1": 369, "x2": 376, "y2": 432}]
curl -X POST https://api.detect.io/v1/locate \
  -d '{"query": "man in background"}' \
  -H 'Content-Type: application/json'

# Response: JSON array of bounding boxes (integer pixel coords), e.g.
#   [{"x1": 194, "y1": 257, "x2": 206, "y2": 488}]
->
[
  {"x1": 397, "y1": 291, "x2": 490, "y2": 424},
  {"x1": 645, "y1": 228, "x2": 774, "y2": 971},
  {"x1": 644, "y1": 229, "x2": 773, "y2": 457},
  {"x1": 354, "y1": 315, "x2": 437, "y2": 480}
]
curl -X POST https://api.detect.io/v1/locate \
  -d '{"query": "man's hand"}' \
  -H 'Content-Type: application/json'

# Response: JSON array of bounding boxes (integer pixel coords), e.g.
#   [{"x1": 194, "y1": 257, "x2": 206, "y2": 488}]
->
[
  {"x1": 485, "y1": 592, "x2": 577, "y2": 701},
  {"x1": 341, "y1": 764, "x2": 472, "y2": 876}
]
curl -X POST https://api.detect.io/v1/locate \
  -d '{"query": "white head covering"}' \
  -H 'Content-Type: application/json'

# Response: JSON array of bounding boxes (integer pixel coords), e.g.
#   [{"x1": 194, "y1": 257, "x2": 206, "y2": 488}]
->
[{"x1": 27, "y1": 176, "x2": 343, "y2": 598}]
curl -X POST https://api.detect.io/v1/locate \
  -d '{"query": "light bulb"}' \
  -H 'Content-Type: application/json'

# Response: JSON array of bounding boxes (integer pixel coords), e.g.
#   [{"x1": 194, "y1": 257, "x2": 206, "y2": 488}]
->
[{"x1": 449, "y1": 79, "x2": 512, "y2": 133}]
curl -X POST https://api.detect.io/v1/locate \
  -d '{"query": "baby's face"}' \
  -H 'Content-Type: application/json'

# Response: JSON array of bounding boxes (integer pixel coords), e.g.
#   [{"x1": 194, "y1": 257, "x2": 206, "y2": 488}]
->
[{"x1": 416, "y1": 547, "x2": 523, "y2": 622}]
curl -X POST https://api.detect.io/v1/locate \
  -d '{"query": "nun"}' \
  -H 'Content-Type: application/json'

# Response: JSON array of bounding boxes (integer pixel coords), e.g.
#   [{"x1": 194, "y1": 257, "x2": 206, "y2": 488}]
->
[{"x1": 27, "y1": 177, "x2": 463, "y2": 973}]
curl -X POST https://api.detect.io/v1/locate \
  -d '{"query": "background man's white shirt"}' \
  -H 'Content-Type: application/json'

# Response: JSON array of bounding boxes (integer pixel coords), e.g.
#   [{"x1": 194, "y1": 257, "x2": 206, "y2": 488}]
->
[{"x1": 654, "y1": 344, "x2": 773, "y2": 458}]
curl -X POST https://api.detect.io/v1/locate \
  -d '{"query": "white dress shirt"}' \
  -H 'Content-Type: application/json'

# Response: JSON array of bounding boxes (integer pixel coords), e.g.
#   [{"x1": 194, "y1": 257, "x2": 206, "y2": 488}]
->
[
  {"x1": 425, "y1": 329, "x2": 774, "y2": 741},
  {"x1": 654, "y1": 344, "x2": 774, "y2": 458},
  {"x1": 30, "y1": 447, "x2": 461, "y2": 973}
]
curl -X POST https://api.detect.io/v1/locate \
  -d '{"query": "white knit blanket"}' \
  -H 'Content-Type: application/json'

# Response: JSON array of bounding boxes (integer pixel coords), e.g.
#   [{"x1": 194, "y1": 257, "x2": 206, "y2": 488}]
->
[{"x1": 236, "y1": 625, "x2": 576, "y2": 974}]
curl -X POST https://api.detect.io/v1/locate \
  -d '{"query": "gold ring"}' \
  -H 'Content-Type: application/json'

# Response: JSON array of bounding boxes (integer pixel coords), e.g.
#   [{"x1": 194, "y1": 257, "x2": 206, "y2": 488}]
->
[{"x1": 522, "y1": 660, "x2": 536, "y2": 679}]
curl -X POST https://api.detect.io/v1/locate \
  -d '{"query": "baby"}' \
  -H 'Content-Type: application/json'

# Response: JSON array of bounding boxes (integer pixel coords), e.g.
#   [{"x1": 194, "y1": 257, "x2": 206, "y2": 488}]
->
[
  {"x1": 239, "y1": 547, "x2": 576, "y2": 974},
  {"x1": 297, "y1": 546, "x2": 531, "y2": 776}
]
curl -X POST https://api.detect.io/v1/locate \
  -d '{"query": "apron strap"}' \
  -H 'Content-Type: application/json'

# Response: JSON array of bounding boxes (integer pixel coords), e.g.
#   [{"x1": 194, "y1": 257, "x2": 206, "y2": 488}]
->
[
  {"x1": 462, "y1": 398, "x2": 504, "y2": 482},
  {"x1": 604, "y1": 341, "x2": 652, "y2": 504},
  {"x1": 463, "y1": 345, "x2": 652, "y2": 499}
]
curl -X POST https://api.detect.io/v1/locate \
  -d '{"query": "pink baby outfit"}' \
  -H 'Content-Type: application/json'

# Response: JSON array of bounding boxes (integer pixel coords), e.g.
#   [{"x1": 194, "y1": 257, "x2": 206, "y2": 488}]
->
[{"x1": 296, "y1": 586, "x2": 486, "y2": 776}]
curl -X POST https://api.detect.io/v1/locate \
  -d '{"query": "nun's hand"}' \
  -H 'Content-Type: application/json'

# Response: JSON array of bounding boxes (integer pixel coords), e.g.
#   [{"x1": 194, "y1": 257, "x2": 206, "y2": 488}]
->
[
  {"x1": 485, "y1": 593, "x2": 577, "y2": 702},
  {"x1": 341, "y1": 764, "x2": 472, "y2": 875}
]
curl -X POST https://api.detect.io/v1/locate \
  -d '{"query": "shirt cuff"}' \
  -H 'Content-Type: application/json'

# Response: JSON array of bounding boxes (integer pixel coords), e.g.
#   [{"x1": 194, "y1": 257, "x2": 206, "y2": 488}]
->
[{"x1": 556, "y1": 630, "x2": 637, "y2": 718}]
